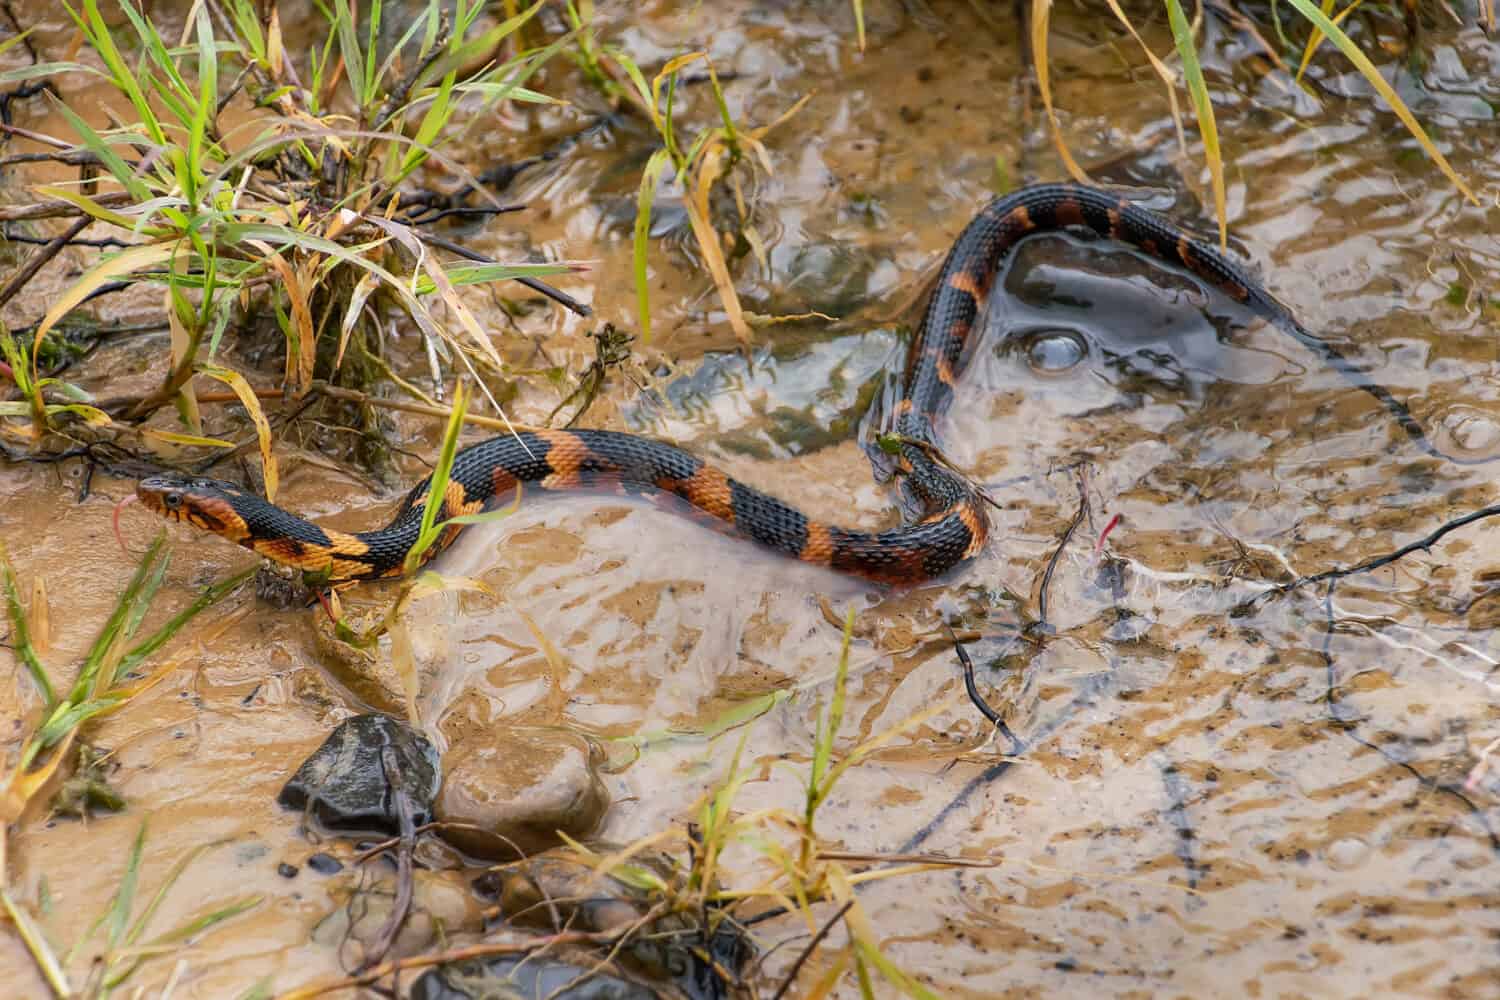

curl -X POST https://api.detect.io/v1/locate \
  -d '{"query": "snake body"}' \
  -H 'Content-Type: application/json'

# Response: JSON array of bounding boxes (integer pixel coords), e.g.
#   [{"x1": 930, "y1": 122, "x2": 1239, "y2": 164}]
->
[{"x1": 138, "y1": 183, "x2": 1437, "y2": 585}]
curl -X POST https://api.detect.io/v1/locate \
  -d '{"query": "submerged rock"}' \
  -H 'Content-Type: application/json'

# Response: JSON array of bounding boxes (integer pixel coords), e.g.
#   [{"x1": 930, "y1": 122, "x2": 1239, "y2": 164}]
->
[
  {"x1": 312, "y1": 871, "x2": 480, "y2": 967},
  {"x1": 473, "y1": 849, "x2": 753, "y2": 998},
  {"x1": 410, "y1": 954, "x2": 659, "y2": 1000},
  {"x1": 434, "y1": 727, "x2": 609, "y2": 860},
  {"x1": 278, "y1": 714, "x2": 441, "y2": 835}
]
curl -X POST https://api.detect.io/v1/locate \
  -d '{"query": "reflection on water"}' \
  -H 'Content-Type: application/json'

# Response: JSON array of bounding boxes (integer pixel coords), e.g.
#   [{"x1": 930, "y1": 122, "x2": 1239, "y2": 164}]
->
[{"x1": 2, "y1": 1, "x2": 1498, "y2": 996}]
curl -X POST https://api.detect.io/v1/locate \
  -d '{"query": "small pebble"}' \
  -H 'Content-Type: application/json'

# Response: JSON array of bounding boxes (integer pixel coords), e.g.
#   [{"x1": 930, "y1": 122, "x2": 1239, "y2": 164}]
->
[
  {"x1": 277, "y1": 862, "x2": 299, "y2": 878},
  {"x1": 307, "y1": 852, "x2": 343, "y2": 875},
  {"x1": 1325, "y1": 837, "x2": 1370, "y2": 871}
]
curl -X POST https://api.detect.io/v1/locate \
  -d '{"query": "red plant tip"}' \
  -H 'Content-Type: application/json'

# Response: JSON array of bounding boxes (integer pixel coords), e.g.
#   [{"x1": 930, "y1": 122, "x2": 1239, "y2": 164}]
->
[
  {"x1": 1095, "y1": 513, "x2": 1122, "y2": 555},
  {"x1": 113, "y1": 494, "x2": 138, "y2": 555},
  {"x1": 0, "y1": 360, "x2": 13, "y2": 381}
]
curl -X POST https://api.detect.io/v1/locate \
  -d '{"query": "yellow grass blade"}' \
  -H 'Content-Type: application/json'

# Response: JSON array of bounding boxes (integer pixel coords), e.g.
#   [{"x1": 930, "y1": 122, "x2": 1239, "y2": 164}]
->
[
  {"x1": 1283, "y1": 0, "x2": 1477, "y2": 203},
  {"x1": 685, "y1": 144, "x2": 753, "y2": 343},
  {"x1": 196, "y1": 363, "x2": 278, "y2": 503},
  {"x1": 30, "y1": 242, "x2": 175, "y2": 384},
  {"x1": 1030, "y1": 0, "x2": 1090, "y2": 183},
  {"x1": 140, "y1": 429, "x2": 238, "y2": 449}
]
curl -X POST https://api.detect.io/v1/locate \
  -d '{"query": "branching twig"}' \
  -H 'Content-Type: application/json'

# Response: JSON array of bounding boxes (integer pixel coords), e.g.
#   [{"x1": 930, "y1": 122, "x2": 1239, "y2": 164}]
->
[{"x1": 1243, "y1": 501, "x2": 1500, "y2": 609}]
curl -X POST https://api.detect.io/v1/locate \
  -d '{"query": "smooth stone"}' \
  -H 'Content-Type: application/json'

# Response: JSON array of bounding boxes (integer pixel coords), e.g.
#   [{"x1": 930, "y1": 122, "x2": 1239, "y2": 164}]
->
[
  {"x1": 278, "y1": 714, "x2": 441, "y2": 835},
  {"x1": 434, "y1": 728, "x2": 609, "y2": 861},
  {"x1": 1325, "y1": 837, "x2": 1370, "y2": 871},
  {"x1": 306, "y1": 852, "x2": 344, "y2": 875},
  {"x1": 410, "y1": 955, "x2": 659, "y2": 1000}
]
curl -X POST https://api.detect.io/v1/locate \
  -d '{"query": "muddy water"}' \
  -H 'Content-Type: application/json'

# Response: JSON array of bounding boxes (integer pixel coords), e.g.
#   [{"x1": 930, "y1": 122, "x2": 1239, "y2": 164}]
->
[{"x1": 4, "y1": 1, "x2": 1500, "y2": 997}]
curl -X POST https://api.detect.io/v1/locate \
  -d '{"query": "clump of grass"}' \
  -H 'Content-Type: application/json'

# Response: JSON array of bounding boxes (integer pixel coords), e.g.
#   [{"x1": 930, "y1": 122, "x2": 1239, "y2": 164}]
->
[
  {"x1": 556, "y1": 609, "x2": 975, "y2": 998},
  {"x1": 0, "y1": 537, "x2": 254, "y2": 995},
  {"x1": 1, "y1": 0, "x2": 576, "y2": 488},
  {"x1": 557, "y1": 7, "x2": 809, "y2": 345}
]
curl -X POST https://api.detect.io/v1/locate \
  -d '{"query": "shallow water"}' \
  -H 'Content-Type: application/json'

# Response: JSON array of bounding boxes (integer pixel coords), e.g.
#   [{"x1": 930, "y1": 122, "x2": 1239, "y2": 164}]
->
[{"x1": 3, "y1": 1, "x2": 1499, "y2": 997}]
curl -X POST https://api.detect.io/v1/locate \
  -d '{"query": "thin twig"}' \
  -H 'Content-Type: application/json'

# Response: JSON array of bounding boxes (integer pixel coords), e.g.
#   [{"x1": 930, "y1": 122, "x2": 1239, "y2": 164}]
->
[
  {"x1": 949, "y1": 628, "x2": 1021, "y2": 751},
  {"x1": 1036, "y1": 471, "x2": 1089, "y2": 626},
  {"x1": 769, "y1": 900, "x2": 854, "y2": 1000},
  {"x1": 0, "y1": 215, "x2": 91, "y2": 310},
  {"x1": 0, "y1": 191, "x2": 135, "y2": 222},
  {"x1": 412, "y1": 231, "x2": 593, "y2": 317}
]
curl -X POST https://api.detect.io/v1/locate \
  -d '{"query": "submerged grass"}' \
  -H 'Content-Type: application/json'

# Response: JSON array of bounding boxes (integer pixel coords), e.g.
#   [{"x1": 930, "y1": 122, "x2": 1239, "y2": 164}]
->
[
  {"x1": 0, "y1": 537, "x2": 254, "y2": 995},
  {"x1": 551, "y1": 609, "x2": 970, "y2": 999}
]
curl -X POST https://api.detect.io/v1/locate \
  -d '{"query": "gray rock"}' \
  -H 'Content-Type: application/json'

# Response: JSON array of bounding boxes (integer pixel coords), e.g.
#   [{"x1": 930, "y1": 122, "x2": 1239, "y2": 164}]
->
[
  {"x1": 278, "y1": 714, "x2": 441, "y2": 835},
  {"x1": 410, "y1": 955, "x2": 658, "y2": 1000}
]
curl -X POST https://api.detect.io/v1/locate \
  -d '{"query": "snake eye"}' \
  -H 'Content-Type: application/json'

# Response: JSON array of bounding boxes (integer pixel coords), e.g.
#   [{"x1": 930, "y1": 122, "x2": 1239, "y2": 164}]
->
[{"x1": 163, "y1": 492, "x2": 183, "y2": 510}]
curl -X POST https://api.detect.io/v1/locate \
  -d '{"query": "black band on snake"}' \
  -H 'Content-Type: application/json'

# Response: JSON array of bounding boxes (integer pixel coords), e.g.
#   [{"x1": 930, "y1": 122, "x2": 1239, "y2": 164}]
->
[{"x1": 138, "y1": 183, "x2": 1456, "y2": 587}]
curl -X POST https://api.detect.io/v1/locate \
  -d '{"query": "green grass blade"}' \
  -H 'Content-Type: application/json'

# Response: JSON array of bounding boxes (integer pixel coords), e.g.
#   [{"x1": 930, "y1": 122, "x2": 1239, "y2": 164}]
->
[
  {"x1": 121, "y1": 548, "x2": 170, "y2": 644},
  {"x1": 396, "y1": 69, "x2": 456, "y2": 178},
  {"x1": 111, "y1": 0, "x2": 194, "y2": 110},
  {"x1": 333, "y1": 0, "x2": 367, "y2": 107},
  {"x1": 425, "y1": 261, "x2": 575, "y2": 290},
  {"x1": 46, "y1": 98, "x2": 151, "y2": 201},
  {"x1": 0, "y1": 542, "x2": 56, "y2": 706},
  {"x1": 113, "y1": 567, "x2": 254, "y2": 679},
  {"x1": 104, "y1": 819, "x2": 149, "y2": 950},
  {"x1": 66, "y1": 0, "x2": 166, "y2": 146},
  {"x1": 0, "y1": 61, "x2": 102, "y2": 84},
  {"x1": 404, "y1": 381, "x2": 468, "y2": 574},
  {"x1": 69, "y1": 532, "x2": 166, "y2": 704},
  {"x1": 1282, "y1": 0, "x2": 1476, "y2": 203},
  {"x1": 142, "y1": 894, "x2": 261, "y2": 948},
  {"x1": 363, "y1": 0, "x2": 382, "y2": 99},
  {"x1": 633, "y1": 148, "x2": 672, "y2": 344},
  {"x1": 36, "y1": 695, "x2": 127, "y2": 749},
  {"x1": 854, "y1": 937, "x2": 941, "y2": 1000},
  {"x1": 186, "y1": 5, "x2": 219, "y2": 206},
  {"x1": 1164, "y1": 0, "x2": 1226, "y2": 249},
  {"x1": 125, "y1": 841, "x2": 220, "y2": 948},
  {"x1": 810, "y1": 608, "x2": 854, "y2": 811}
]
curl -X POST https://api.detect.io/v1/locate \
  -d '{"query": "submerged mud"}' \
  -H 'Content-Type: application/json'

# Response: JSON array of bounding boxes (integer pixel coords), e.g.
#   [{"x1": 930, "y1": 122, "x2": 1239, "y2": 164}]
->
[{"x1": 3, "y1": 1, "x2": 1499, "y2": 997}]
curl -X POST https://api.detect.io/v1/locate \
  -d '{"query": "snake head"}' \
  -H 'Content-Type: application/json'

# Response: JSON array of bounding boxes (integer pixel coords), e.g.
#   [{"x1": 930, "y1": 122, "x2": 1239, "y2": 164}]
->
[{"x1": 136, "y1": 474, "x2": 255, "y2": 540}]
